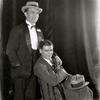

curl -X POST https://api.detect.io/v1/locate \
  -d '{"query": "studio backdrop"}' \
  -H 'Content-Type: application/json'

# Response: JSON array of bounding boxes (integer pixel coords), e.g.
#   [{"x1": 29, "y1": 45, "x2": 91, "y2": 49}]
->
[{"x1": 1, "y1": 0, "x2": 99, "y2": 99}]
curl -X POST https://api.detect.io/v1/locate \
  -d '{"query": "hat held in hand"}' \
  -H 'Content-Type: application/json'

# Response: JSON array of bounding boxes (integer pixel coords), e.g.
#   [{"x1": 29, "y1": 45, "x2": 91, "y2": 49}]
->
[
  {"x1": 70, "y1": 74, "x2": 89, "y2": 89},
  {"x1": 21, "y1": 1, "x2": 43, "y2": 13}
]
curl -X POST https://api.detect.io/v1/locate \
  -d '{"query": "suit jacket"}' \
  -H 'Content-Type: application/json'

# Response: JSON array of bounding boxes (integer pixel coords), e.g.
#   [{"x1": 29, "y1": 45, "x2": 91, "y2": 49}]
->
[
  {"x1": 34, "y1": 57, "x2": 93, "y2": 100},
  {"x1": 7, "y1": 22, "x2": 44, "y2": 78},
  {"x1": 34, "y1": 56, "x2": 68, "y2": 100}
]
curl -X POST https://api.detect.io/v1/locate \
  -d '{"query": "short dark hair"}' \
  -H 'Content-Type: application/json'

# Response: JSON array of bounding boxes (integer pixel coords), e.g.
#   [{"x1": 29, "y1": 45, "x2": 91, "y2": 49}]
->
[{"x1": 39, "y1": 40, "x2": 53, "y2": 49}]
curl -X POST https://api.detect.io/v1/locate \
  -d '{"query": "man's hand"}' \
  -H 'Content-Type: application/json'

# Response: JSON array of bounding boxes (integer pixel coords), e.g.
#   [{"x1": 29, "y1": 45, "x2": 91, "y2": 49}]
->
[
  {"x1": 12, "y1": 63, "x2": 21, "y2": 69},
  {"x1": 55, "y1": 56, "x2": 62, "y2": 66}
]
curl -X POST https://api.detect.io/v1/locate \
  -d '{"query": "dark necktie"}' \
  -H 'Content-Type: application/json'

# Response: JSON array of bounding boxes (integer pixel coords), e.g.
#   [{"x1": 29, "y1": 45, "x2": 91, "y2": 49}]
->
[{"x1": 50, "y1": 59, "x2": 55, "y2": 70}]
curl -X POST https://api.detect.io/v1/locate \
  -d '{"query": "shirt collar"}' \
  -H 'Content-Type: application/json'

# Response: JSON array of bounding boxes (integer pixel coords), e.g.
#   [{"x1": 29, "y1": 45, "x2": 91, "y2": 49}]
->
[
  {"x1": 26, "y1": 20, "x2": 35, "y2": 27},
  {"x1": 43, "y1": 57, "x2": 53, "y2": 66}
]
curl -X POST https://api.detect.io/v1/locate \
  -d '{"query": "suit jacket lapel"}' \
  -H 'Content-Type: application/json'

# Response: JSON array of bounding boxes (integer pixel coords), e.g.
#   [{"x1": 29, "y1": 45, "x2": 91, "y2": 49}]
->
[
  {"x1": 40, "y1": 57, "x2": 55, "y2": 71},
  {"x1": 24, "y1": 25, "x2": 43, "y2": 53},
  {"x1": 36, "y1": 28, "x2": 44, "y2": 43},
  {"x1": 23, "y1": 24, "x2": 32, "y2": 53}
]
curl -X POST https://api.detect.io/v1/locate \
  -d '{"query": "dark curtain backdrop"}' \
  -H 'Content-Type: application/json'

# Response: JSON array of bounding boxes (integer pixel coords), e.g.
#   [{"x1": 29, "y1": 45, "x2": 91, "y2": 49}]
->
[{"x1": 2, "y1": 0, "x2": 99, "y2": 99}]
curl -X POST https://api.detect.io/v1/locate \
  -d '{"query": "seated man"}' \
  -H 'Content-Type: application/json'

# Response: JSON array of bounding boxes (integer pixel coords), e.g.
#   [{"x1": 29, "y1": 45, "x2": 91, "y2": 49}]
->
[{"x1": 34, "y1": 40, "x2": 93, "y2": 100}]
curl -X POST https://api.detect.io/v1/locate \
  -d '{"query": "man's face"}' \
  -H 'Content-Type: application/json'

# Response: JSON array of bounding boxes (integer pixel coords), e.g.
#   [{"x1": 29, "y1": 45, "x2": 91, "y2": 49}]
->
[
  {"x1": 40, "y1": 45, "x2": 53, "y2": 60},
  {"x1": 25, "y1": 8, "x2": 39, "y2": 24}
]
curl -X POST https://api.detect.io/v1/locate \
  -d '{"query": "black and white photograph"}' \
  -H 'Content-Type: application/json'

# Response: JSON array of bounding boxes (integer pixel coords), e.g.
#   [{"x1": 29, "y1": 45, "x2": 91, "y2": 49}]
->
[{"x1": 0, "y1": 0, "x2": 100, "y2": 100}]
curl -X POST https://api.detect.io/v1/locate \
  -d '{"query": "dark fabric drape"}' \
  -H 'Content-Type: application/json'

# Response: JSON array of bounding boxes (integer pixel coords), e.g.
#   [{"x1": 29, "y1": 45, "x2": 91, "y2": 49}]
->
[
  {"x1": 0, "y1": 0, "x2": 3, "y2": 100},
  {"x1": 36, "y1": 0, "x2": 56, "y2": 40},
  {"x1": 80, "y1": 0, "x2": 97, "y2": 83},
  {"x1": 2, "y1": 0, "x2": 13, "y2": 99},
  {"x1": 40, "y1": 0, "x2": 90, "y2": 75}
]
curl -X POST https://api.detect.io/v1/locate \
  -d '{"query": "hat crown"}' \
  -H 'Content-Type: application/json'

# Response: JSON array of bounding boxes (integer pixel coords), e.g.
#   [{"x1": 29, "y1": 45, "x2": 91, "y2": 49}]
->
[
  {"x1": 21, "y1": 1, "x2": 42, "y2": 13},
  {"x1": 25, "y1": 1, "x2": 39, "y2": 7}
]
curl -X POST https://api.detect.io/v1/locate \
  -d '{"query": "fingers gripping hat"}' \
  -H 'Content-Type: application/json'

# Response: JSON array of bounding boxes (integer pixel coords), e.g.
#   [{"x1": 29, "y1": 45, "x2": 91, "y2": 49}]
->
[{"x1": 21, "y1": 1, "x2": 43, "y2": 13}]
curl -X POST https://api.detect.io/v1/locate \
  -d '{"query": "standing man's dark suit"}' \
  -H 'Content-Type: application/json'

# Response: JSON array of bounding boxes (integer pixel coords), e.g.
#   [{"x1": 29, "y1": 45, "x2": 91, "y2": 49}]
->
[
  {"x1": 7, "y1": 22, "x2": 44, "y2": 100},
  {"x1": 6, "y1": 1, "x2": 43, "y2": 100},
  {"x1": 7, "y1": 23, "x2": 43, "y2": 79}
]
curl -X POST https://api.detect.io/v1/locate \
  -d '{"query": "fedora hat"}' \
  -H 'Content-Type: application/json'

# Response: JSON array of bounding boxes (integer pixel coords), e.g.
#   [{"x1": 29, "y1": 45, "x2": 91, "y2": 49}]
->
[{"x1": 21, "y1": 1, "x2": 43, "y2": 13}]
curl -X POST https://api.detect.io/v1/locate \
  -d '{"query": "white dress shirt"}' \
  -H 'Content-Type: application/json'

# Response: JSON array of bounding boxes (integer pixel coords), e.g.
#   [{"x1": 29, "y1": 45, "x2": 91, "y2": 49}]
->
[
  {"x1": 26, "y1": 20, "x2": 38, "y2": 50},
  {"x1": 43, "y1": 58, "x2": 53, "y2": 66}
]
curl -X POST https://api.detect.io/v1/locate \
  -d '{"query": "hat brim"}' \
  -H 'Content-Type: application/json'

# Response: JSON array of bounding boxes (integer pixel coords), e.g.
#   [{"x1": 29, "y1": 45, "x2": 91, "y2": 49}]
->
[
  {"x1": 68, "y1": 81, "x2": 89, "y2": 90},
  {"x1": 21, "y1": 6, "x2": 43, "y2": 13}
]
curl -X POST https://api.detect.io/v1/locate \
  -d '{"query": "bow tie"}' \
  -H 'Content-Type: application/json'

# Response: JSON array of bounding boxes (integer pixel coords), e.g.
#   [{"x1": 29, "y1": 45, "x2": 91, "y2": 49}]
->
[
  {"x1": 31, "y1": 25, "x2": 35, "y2": 29},
  {"x1": 27, "y1": 24, "x2": 35, "y2": 29}
]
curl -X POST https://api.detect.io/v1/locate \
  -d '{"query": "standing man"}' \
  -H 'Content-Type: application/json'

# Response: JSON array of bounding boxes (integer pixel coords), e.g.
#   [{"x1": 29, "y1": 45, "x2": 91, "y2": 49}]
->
[{"x1": 6, "y1": 1, "x2": 43, "y2": 100}]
